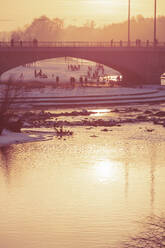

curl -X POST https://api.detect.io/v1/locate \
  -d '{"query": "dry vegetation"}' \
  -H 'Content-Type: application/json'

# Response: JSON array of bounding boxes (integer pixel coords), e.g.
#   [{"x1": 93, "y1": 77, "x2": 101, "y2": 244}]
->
[{"x1": 122, "y1": 215, "x2": 165, "y2": 248}]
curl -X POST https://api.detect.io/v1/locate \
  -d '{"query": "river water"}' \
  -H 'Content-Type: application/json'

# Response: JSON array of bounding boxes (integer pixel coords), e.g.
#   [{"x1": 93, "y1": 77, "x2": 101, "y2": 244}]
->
[{"x1": 0, "y1": 110, "x2": 165, "y2": 248}]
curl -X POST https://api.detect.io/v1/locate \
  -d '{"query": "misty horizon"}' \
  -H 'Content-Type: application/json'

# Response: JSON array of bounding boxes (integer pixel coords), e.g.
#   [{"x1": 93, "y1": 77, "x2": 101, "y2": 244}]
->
[{"x1": 1, "y1": 14, "x2": 165, "y2": 42}]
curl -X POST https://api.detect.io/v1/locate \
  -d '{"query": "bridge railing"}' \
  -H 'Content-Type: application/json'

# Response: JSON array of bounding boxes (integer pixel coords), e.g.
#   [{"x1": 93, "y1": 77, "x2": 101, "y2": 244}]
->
[{"x1": 0, "y1": 40, "x2": 165, "y2": 48}]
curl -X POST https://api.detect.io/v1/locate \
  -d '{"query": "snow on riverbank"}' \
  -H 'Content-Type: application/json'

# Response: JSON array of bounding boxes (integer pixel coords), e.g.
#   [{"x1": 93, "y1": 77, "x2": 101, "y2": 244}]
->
[
  {"x1": 23, "y1": 84, "x2": 160, "y2": 98},
  {"x1": 0, "y1": 129, "x2": 53, "y2": 147}
]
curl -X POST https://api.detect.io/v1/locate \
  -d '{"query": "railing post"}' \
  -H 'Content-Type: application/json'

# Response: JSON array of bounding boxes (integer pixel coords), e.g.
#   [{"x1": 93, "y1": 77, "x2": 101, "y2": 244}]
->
[{"x1": 146, "y1": 40, "x2": 149, "y2": 47}]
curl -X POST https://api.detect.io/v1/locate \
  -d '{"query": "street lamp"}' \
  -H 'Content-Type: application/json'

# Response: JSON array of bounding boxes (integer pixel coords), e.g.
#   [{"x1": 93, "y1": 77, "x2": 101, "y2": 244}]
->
[
  {"x1": 128, "y1": 0, "x2": 131, "y2": 47},
  {"x1": 154, "y1": 0, "x2": 157, "y2": 46}
]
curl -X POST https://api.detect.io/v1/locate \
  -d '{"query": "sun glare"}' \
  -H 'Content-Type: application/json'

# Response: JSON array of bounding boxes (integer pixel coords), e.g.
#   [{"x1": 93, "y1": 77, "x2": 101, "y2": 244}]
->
[
  {"x1": 86, "y1": 0, "x2": 124, "y2": 8},
  {"x1": 88, "y1": 0, "x2": 113, "y2": 5},
  {"x1": 83, "y1": 0, "x2": 127, "y2": 20}
]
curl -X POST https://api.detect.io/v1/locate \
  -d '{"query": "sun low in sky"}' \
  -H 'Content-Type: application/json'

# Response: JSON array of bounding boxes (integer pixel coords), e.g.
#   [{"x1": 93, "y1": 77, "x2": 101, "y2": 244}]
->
[{"x1": 0, "y1": 0, "x2": 165, "y2": 31}]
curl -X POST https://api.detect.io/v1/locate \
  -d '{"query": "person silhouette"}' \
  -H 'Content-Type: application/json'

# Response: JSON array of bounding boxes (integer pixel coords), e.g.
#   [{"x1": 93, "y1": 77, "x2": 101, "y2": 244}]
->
[{"x1": 10, "y1": 38, "x2": 14, "y2": 47}]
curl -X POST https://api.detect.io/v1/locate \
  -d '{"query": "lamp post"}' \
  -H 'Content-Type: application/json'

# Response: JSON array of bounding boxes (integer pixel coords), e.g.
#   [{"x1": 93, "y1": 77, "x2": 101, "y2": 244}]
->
[
  {"x1": 128, "y1": 0, "x2": 131, "y2": 47},
  {"x1": 154, "y1": 0, "x2": 157, "y2": 46}
]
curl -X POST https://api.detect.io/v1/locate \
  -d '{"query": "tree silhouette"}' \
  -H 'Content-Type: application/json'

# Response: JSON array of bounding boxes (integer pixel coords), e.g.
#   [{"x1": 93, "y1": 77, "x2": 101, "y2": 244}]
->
[
  {"x1": 123, "y1": 215, "x2": 165, "y2": 248},
  {"x1": 0, "y1": 76, "x2": 23, "y2": 134},
  {"x1": 0, "y1": 15, "x2": 164, "y2": 42}
]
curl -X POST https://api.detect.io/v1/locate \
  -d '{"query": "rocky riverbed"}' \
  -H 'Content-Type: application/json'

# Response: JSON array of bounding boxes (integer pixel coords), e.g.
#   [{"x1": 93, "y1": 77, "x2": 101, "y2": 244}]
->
[
  {"x1": 19, "y1": 106, "x2": 165, "y2": 130},
  {"x1": 2, "y1": 104, "x2": 165, "y2": 146}
]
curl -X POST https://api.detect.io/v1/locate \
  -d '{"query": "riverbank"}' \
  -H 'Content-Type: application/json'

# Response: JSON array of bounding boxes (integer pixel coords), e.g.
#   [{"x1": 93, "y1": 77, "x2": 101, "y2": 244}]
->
[
  {"x1": 1, "y1": 84, "x2": 165, "y2": 109},
  {"x1": 0, "y1": 128, "x2": 54, "y2": 147}
]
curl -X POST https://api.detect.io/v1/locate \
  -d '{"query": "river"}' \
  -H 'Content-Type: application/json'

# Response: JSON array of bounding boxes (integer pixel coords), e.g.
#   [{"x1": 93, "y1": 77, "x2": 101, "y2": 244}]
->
[{"x1": 0, "y1": 111, "x2": 165, "y2": 248}]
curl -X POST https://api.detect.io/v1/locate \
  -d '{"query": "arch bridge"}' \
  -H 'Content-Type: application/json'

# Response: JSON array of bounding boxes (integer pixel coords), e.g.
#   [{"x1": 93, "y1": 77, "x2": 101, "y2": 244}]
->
[{"x1": 0, "y1": 41, "x2": 165, "y2": 84}]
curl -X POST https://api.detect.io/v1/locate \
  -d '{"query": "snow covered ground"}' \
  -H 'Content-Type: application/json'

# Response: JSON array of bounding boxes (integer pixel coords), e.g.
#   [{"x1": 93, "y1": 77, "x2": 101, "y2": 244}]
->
[
  {"x1": 0, "y1": 84, "x2": 165, "y2": 109},
  {"x1": 0, "y1": 57, "x2": 120, "y2": 84}
]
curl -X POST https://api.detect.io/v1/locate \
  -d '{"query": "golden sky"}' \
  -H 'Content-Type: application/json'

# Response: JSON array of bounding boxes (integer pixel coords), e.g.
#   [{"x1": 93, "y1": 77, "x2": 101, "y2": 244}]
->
[{"x1": 0, "y1": 0, "x2": 165, "y2": 31}]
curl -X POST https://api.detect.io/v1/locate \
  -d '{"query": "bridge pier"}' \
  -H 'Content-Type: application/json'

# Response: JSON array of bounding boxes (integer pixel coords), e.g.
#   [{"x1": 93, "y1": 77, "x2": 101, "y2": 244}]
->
[
  {"x1": 122, "y1": 73, "x2": 144, "y2": 86},
  {"x1": 122, "y1": 71, "x2": 162, "y2": 85},
  {"x1": 143, "y1": 70, "x2": 162, "y2": 85}
]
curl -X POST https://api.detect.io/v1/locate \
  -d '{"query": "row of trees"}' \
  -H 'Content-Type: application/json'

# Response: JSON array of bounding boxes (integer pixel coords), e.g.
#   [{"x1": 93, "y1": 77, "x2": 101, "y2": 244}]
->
[{"x1": 1, "y1": 15, "x2": 165, "y2": 42}]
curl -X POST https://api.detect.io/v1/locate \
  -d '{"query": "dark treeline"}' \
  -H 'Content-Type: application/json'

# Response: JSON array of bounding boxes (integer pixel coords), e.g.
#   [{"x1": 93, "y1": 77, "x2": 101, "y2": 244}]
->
[{"x1": 1, "y1": 15, "x2": 165, "y2": 42}]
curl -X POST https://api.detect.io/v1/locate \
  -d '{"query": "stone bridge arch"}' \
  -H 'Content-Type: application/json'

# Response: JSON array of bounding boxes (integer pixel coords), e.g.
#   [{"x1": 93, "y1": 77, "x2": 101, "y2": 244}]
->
[{"x1": 0, "y1": 47, "x2": 165, "y2": 84}]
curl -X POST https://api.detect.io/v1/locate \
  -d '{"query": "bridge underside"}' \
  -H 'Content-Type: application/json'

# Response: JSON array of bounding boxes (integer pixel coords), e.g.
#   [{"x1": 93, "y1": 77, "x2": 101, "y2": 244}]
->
[{"x1": 0, "y1": 47, "x2": 165, "y2": 85}]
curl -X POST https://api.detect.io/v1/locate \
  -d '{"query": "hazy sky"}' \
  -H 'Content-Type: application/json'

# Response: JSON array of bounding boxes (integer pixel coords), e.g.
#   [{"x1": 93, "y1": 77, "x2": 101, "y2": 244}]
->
[{"x1": 0, "y1": 0, "x2": 165, "y2": 31}]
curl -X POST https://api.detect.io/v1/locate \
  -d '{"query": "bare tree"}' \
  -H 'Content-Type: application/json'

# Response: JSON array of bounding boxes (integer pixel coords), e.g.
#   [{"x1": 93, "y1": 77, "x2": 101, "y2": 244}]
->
[
  {"x1": 0, "y1": 76, "x2": 23, "y2": 134},
  {"x1": 123, "y1": 215, "x2": 165, "y2": 248}
]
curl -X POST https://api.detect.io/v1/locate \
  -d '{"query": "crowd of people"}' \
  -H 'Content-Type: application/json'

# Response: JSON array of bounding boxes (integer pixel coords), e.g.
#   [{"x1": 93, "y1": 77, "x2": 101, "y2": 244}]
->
[
  {"x1": 34, "y1": 69, "x2": 48, "y2": 79},
  {"x1": 66, "y1": 62, "x2": 122, "y2": 87},
  {"x1": 86, "y1": 64, "x2": 104, "y2": 80},
  {"x1": 10, "y1": 38, "x2": 38, "y2": 47},
  {"x1": 15, "y1": 59, "x2": 122, "y2": 88},
  {"x1": 68, "y1": 64, "x2": 81, "y2": 71}
]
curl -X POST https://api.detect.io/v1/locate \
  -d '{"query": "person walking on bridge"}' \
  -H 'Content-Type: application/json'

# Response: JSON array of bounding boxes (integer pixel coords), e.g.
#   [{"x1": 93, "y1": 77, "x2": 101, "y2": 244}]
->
[
  {"x1": 33, "y1": 38, "x2": 38, "y2": 47},
  {"x1": 10, "y1": 38, "x2": 14, "y2": 47}
]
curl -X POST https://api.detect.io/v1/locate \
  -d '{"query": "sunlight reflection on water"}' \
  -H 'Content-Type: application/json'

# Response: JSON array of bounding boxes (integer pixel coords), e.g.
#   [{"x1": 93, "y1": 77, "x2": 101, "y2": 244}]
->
[
  {"x1": 0, "y1": 122, "x2": 165, "y2": 248},
  {"x1": 94, "y1": 159, "x2": 120, "y2": 183},
  {"x1": 90, "y1": 108, "x2": 111, "y2": 117}
]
